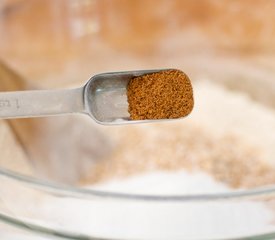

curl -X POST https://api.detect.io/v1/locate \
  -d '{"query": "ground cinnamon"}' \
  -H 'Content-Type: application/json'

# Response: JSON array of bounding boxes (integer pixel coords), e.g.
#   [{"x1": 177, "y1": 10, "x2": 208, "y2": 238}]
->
[{"x1": 127, "y1": 69, "x2": 194, "y2": 120}]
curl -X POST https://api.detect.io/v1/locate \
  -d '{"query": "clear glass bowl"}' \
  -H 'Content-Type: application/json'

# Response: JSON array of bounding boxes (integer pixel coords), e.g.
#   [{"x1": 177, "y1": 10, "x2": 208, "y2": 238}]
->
[{"x1": 1, "y1": 1, "x2": 275, "y2": 239}]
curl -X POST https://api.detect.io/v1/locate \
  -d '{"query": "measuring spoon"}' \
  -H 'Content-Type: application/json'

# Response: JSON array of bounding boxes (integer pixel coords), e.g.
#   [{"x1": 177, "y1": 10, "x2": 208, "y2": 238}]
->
[{"x1": 0, "y1": 69, "x2": 190, "y2": 125}]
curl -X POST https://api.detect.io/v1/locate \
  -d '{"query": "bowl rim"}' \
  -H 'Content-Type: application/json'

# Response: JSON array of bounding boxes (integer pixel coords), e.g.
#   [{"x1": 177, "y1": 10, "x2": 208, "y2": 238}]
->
[
  {"x1": 1, "y1": 168, "x2": 275, "y2": 202},
  {"x1": 2, "y1": 211, "x2": 275, "y2": 240},
  {"x1": 2, "y1": 168, "x2": 275, "y2": 240}
]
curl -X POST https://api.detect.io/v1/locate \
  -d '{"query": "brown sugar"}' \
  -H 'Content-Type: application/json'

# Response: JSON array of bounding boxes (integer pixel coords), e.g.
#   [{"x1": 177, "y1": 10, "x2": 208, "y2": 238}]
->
[
  {"x1": 82, "y1": 122, "x2": 275, "y2": 189},
  {"x1": 127, "y1": 69, "x2": 194, "y2": 120}
]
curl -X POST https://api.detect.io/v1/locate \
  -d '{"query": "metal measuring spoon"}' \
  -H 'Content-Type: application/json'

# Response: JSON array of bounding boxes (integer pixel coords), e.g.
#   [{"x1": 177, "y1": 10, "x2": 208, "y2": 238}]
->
[{"x1": 0, "y1": 69, "x2": 191, "y2": 125}]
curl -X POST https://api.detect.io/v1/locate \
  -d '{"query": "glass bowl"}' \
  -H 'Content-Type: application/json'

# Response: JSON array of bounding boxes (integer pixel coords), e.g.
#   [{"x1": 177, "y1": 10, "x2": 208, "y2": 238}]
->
[{"x1": 1, "y1": 1, "x2": 275, "y2": 239}]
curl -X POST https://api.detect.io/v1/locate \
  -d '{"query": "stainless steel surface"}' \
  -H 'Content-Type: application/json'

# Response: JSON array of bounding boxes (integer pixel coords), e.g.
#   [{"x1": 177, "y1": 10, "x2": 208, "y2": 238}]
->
[{"x1": 0, "y1": 88, "x2": 84, "y2": 119}]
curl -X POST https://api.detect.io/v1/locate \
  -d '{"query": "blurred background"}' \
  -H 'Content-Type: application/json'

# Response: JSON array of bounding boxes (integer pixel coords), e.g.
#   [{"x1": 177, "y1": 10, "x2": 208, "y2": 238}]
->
[{"x1": 1, "y1": 0, "x2": 275, "y2": 87}]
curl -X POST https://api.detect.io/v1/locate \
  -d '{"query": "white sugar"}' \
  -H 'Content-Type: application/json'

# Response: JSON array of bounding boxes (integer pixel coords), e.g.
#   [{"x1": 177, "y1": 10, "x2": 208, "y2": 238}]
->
[{"x1": 92, "y1": 170, "x2": 230, "y2": 195}]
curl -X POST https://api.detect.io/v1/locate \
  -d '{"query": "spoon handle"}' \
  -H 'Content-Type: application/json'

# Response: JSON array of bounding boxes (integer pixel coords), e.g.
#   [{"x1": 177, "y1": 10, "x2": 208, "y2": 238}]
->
[{"x1": 0, "y1": 87, "x2": 85, "y2": 119}]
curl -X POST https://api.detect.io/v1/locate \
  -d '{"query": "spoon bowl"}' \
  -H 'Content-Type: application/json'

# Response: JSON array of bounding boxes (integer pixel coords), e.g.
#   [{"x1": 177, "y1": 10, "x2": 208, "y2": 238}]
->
[{"x1": 84, "y1": 69, "x2": 170, "y2": 125}]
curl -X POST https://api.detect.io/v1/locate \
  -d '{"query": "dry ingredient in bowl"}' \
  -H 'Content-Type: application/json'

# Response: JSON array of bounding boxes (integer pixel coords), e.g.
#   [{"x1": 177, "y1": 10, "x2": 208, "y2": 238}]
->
[
  {"x1": 127, "y1": 69, "x2": 194, "y2": 120},
  {"x1": 83, "y1": 80, "x2": 275, "y2": 189}
]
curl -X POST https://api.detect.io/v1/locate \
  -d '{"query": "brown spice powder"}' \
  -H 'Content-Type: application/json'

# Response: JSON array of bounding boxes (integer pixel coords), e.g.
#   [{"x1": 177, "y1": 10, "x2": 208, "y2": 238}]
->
[{"x1": 127, "y1": 69, "x2": 194, "y2": 120}]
